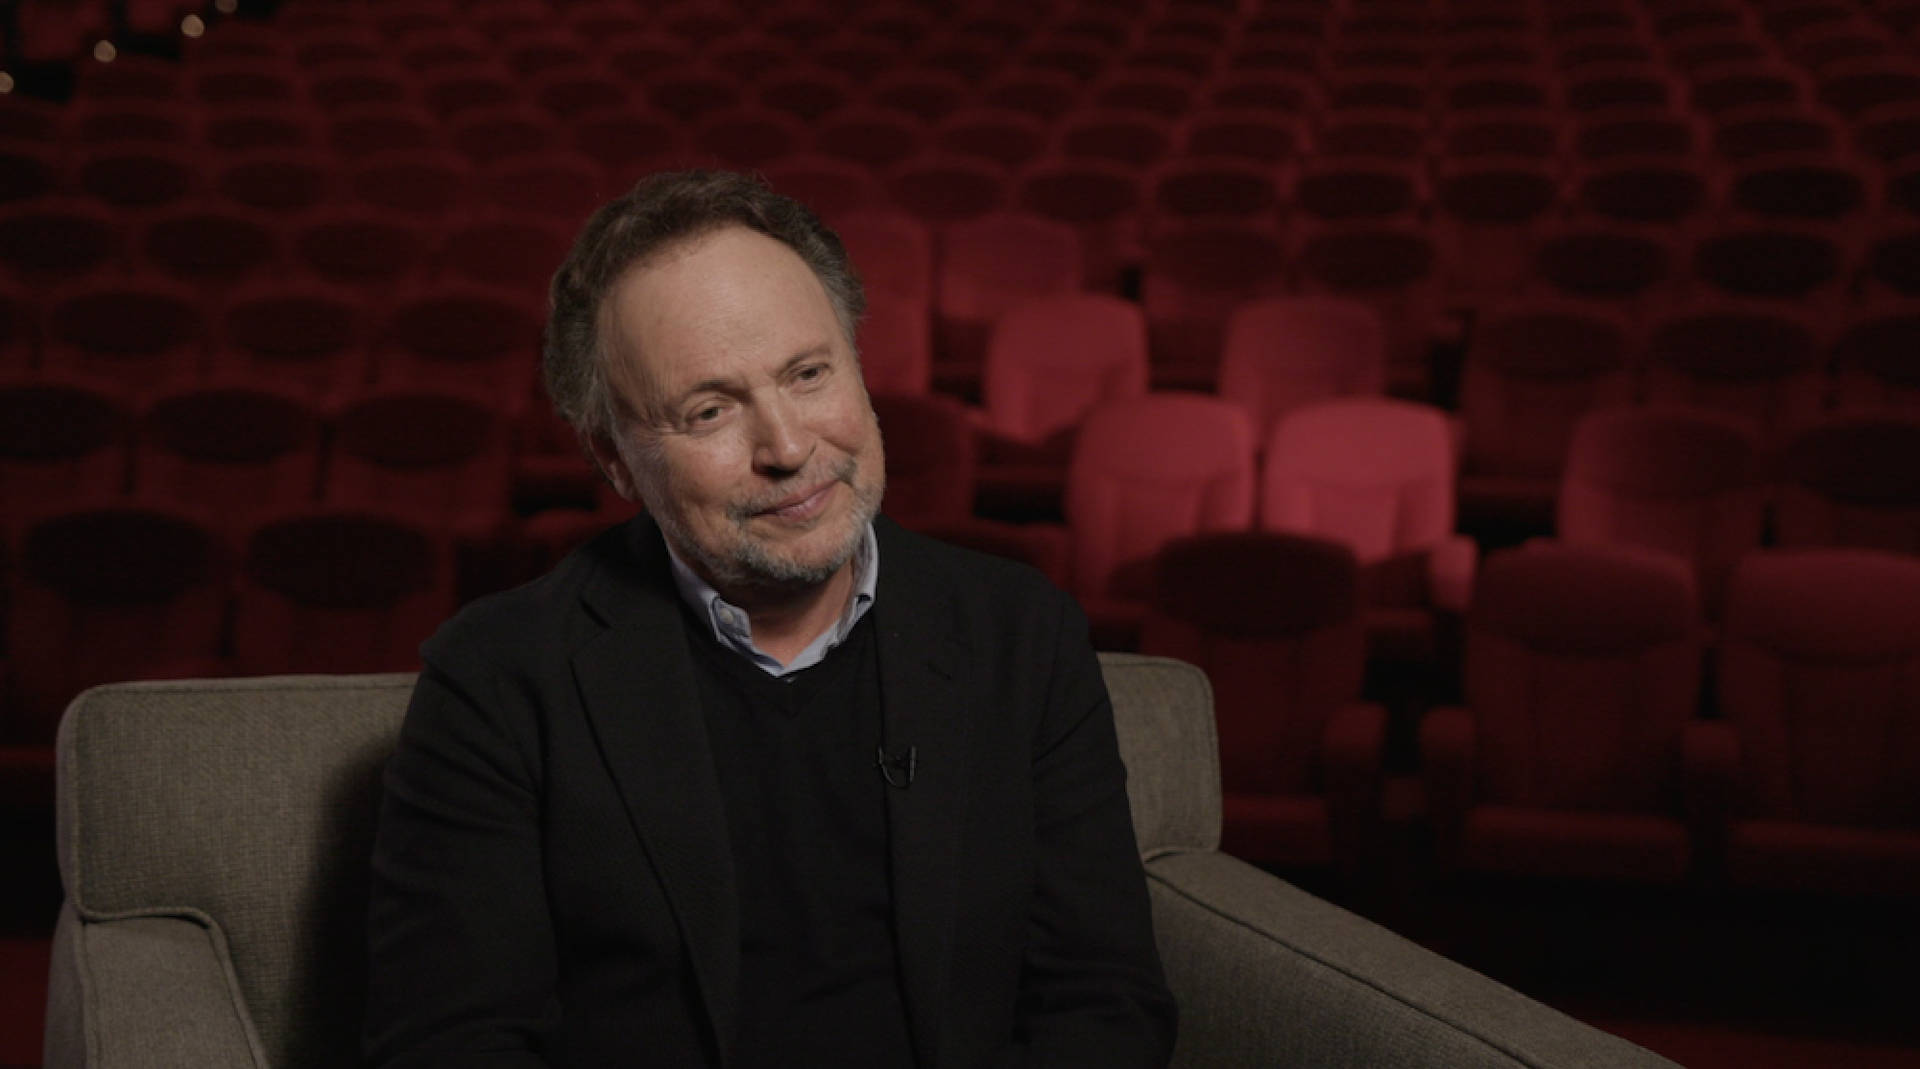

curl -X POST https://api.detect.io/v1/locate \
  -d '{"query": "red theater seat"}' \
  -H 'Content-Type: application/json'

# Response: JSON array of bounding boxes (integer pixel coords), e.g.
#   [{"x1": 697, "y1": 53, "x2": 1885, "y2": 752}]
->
[
  {"x1": 1774, "y1": 415, "x2": 1920, "y2": 554},
  {"x1": 1457, "y1": 301, "x2": 1634, "y2": 525},
  {"x1": 1695, "y1": 549, "x2": 1920, "y2": 895},
  {"x1": 234, "y1": 507, "x2": 451, "y2": 675},
  {"x1": 323, "y1": 386, "x2": 511, "y2": 531},
  {"x1": 1217, "y1": 296, "x2": 1388, "y2": 446},
  {"x1": 869, "y1": 392, "x2": 977, "y2": 531},
  {"x1": 0, "y1": 374, "x2": 130, "y2": 515},
  {"x1": 1832, "y1": 304, "x2": 1920, "y2": 412},
  {"x1": 1642, "y1": 303, "x2": 1826, "y2": 452},
  {"x1": 1141, "y1": 530, "x2": 1386, "y2": 871},
  {"x1": 1064, "y1": 393, "x2": 1257, "y2": 648},
  {"x1": 1558, "y1": 405, "x2": 1767, "y2": 613},
  {"x1": 1422, "y1": 542, "x2": 1708, "y2": 883},
  {"x1": 134, "y1": 381, "x2": 322, "y2": 525},
  {"x1": 6, "y1": 502, "x2": 230, "y2": 743},
  {"x1": 1261, "y1": 398, "x2": 1476, "y2": 662},
  {"x1": 934, "y1": 212, "x2": 1082, "y2": 390}
]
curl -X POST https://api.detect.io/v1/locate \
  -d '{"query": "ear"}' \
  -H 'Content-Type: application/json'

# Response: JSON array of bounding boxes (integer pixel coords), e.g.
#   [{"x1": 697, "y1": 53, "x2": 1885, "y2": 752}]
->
[{"x1": 584, "y1": 432, "x2": 640, "y2": 501}]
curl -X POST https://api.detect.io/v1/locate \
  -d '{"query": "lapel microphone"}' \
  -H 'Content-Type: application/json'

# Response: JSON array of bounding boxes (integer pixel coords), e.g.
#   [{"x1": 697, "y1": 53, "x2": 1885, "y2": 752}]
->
[{"x1": 876, "y1": 745, "x2": 916, "y2": 788}]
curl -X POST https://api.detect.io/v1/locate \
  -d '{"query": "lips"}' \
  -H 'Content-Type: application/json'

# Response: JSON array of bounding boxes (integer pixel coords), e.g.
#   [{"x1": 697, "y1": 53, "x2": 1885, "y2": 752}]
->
[{"x1": 754, "y1": 480, "x2": 838, "y2": 521}]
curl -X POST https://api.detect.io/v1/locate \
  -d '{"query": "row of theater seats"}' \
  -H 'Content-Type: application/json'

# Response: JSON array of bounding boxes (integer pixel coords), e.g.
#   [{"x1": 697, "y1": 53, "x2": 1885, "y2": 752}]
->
[
  {"x1": 0, "y1": 374, "x2": 527, "y2": 529},
  {"x1": 1154, "y1": 532, "x2": 1920, "y2": 898},
  {"x1": 10, "y1": 0, "x2": 1920, "y2": 405},
  {"x1": 7, "y1": 284, "x2": 1918, "y2": 555},
  {"x1": 7, "y1": 486, "x2": 1915, "y2": 896},
  {"x1": 0, "y1": 501, "x2": 466, "y2": 746}
]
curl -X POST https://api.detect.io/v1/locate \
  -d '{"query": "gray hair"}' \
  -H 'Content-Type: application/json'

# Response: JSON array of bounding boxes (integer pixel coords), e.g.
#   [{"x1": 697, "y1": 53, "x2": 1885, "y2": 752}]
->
[{"x1": 543, "y1": 169, "x2": 866, "y2": 440}]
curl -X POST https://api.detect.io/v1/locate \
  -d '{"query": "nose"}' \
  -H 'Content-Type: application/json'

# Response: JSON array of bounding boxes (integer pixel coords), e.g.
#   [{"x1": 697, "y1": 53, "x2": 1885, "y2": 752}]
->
[{"x1": 751, "y1": 392, "x2": 814, "y2": 475}]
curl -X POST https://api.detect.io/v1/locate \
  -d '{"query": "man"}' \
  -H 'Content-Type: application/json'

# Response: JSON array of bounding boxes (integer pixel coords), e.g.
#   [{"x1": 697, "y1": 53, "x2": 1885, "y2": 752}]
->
[{"x1": 364, "y1": 170, "x2": 1176, "y2": 1068}]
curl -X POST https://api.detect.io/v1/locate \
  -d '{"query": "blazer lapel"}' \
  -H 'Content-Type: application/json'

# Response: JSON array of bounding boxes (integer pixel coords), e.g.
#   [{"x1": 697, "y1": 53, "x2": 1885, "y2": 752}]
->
[
  {"x1": 573, "y1": 518, "x2": 740, "y2": 1060},
  {"x1": 873, "y1": 519, "x2": 975, "y2": 1069}
]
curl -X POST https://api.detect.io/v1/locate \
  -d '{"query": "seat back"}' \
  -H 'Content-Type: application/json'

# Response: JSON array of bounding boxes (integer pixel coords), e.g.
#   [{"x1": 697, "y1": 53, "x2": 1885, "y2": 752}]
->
[
  {"x1": 56, "y1": 673, "x2": 416, "y2": 1069},
  {"x1": 8, "y1": 502, "x2": 230, "y2": 742},
  {"x1": 1217, "y1": 296, "x2": 1387, "y2": 442},
  {"x1": 1459, "y1": 302, "x2": 1633, "y2": 478},
  {"x1": 1720, "y1": 549, "x2": 1920, "y2": 826},
  {"x1": 870, "y1": 392, "x2": 977, "y2": 528},
  {"x1": 1776, "y1": 415, "x2": 1920, "y2": 553},
  {"x1": 1066, "y1": 394, "x2": 1256, "y2": 600},
  {"x1": 1142, "y1": 532, "x2": 1363, "y2": 796},
  {"x1": 983, "y1": 293, "x2": 1149, "y2": 442},
  {"x1": 1467, "y1": 543, "x2": 1703, "y2": 811},
  {"x1": 1261, "y1": 398, "x2": 1456, "y2": 563},
  {"x1": 1558, "y1": 405, "x2": 1766, "y2": 608},
  {"x1": 52, "y1": 656, "x2": 1220, "y2": 1066}
]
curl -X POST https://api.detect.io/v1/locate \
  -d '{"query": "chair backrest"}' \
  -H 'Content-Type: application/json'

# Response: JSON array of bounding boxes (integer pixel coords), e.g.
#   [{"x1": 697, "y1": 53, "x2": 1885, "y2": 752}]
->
[
  {"x1": 1459, "y1": 302, "x2": 1633, "y2": 478},
  {"x1": 983, "y1": 293, "x2": 1150, "y2": 442},
  {"x1": 1141, "y1": 532, "x2": 1363, "y2": 796},
  {"x1": 323, "y1": 386, "x2": 510, "y2": 525},
  {"x1": 870, "y1": 392, "x2": 976, "y2": 528},
  {"x1": 0, "y1": 373, "x2": 130, "y2": 511},
  {"x1": 56, "y1": 673, "x2": 417, "y2": 1069},
  {"x1": 1260, "y1": 398, "x2": 1457, "y2": 563},
  {"x1": 235, "y1": 507, "x2": 451, "y2": 675},
  {"x1": 9, "y1": 502, "x2": 230, "y2": 742},
  {"x1": 137, "y1": 381, "x2": 322, "y2": 521},
  {"x1": 1466, "y1": 543, "x2": 1703, "y2": 811},
  {"x1": 1065, "y1": 394, "x2": 1256, "y2": 601},
  {"x1": 1775, "y1": 415, "x2": 1920, "y2": 553},
  {"x1": 1642, "y1": 303, "x2": 1825, "y2": 447},
  {"x1": 1218, "y1": 296, "x2": 1388, "y2": 443},
  {"x1": 52, "y1": 655, "x2": 1220, "y2": 1067},
  {"x1": 1558, "y1": 405, "x2": 1766, "y2": 608},
  {"x1": 1719, "y1": 549, "x2": 1920, "y2": 827}
]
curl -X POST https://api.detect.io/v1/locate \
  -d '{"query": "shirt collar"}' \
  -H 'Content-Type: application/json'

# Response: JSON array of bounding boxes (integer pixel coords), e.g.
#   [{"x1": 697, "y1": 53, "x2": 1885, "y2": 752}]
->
[{"x1": 665, "y1": 522, "x2": 879, "y2": 678}]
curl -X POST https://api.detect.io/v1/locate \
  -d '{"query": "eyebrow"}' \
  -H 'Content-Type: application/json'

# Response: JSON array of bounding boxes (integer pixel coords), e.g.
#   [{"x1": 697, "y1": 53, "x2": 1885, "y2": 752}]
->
[{"x1": 668, "y1": 345, "x2": 834, "y2": 409}]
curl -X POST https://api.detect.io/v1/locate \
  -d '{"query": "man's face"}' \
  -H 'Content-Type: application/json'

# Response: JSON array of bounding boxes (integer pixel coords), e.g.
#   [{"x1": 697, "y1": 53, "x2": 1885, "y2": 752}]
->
[{"x1": 589, "y1": 225, "x2": 885, "y2": 598}]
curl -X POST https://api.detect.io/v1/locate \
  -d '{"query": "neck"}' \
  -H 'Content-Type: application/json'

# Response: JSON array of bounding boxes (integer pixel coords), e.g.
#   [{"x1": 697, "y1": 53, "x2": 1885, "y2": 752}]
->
[{"x1": 718, "y1": 561, "x2": 856, "y2": 665}]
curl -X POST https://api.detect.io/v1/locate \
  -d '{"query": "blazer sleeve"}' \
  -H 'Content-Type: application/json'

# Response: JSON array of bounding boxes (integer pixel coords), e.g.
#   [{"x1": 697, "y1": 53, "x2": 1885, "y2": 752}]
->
[
  {"x1": 1013, "y1": 592, "x2": 1179, "y2": 1068},
  {"x1": 363, "y1": 651, "x2": 559, "y2": 1068}
]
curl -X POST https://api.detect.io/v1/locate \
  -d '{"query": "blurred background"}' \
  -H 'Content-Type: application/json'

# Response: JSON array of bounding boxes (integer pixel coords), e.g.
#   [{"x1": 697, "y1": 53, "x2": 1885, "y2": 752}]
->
[{"x1": 2, "y1": 0, "x2": 1919, "y2": 1065}]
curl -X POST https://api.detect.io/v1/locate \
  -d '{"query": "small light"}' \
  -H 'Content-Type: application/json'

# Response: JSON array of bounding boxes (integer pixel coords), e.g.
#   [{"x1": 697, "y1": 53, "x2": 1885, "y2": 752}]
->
[
  {"x1": 181, "y1": 14, "x2": 205, "y2": 37},
  {"x1": 214, "y1": 0, "x2": 237, "y2": 12},
  {"x1": 0, "y1": 73, "x2": 13, "y2": 95},
  {"x1": 93, "y1": 40, "x2": 118, "y2": 63}
]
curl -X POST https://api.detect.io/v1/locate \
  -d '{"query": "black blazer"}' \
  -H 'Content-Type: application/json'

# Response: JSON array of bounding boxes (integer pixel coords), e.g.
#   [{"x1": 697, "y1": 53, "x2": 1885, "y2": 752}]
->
[{"x1": 365, "y1": 514, "x2": 1176, "y2": 1068}]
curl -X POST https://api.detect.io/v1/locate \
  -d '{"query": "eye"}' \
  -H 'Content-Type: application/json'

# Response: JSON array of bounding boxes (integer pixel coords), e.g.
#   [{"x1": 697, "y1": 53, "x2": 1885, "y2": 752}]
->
[{"x1": 793, "y1": 362, "x2": 828, "y2": 384}]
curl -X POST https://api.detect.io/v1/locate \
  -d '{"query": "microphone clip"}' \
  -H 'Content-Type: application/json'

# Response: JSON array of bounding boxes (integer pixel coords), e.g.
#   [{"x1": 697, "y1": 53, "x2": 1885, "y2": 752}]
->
[{"x1": 876, "y1": 744, "x2": 916, "y2": 789}]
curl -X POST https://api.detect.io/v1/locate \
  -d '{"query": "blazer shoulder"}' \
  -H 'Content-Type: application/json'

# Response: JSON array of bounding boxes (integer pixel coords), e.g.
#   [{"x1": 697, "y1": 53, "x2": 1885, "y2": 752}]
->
[{"x1": 880, "y1": 518, "x2": 1069, "y2": 609}]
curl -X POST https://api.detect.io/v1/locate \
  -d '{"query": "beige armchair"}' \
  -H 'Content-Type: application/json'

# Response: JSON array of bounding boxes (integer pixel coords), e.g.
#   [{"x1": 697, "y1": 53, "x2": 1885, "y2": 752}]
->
[{"x1": 45, "y1": 657, "x2": 1675, "y2": 1068}]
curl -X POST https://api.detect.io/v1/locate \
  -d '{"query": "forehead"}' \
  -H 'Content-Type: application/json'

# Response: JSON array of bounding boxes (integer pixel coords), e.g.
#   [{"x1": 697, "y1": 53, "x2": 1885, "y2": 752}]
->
[{"x1": 600, "y1": 226, "x2": 844, "y2": 402}]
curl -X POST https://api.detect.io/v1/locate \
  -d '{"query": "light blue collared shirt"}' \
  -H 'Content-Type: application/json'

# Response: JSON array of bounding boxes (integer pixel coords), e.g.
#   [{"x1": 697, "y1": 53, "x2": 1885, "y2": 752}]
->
[{"x1": 665, "y1": 523, "x2": 879, "y2": 679}]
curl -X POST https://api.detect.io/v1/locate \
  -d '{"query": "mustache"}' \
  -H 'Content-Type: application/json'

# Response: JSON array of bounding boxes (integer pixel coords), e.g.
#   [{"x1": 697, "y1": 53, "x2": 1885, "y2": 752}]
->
[{"x1": 727, "y1": 455, "x2": 859, "y2": 521}]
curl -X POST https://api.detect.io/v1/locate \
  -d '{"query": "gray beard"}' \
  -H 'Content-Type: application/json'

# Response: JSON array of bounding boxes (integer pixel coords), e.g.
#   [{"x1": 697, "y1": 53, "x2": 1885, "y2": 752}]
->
[{"x1": 657, "y1": 458, "x2": 884, "y2": 598}]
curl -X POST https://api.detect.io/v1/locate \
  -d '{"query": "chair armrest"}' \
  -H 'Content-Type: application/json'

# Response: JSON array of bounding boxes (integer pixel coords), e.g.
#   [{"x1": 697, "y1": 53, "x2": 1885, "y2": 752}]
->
[
  {"x1": 1145, "y1": 852, "x2": 1679, "y2": 1069},
  {"x1": 1683, "y1": 719, "x2": 1741, "y2": 870},
  {"x1": 1427, "y1": 534, "x2": 1478, "y2": 614},
  {"x1": 1420, "y1": 705, "x2": 1476, "y2": 863},
  {"x1": 46, "y1": 904, "x2": 265, "y2": 1068}
]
